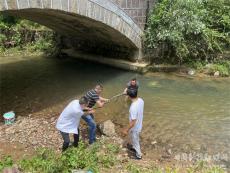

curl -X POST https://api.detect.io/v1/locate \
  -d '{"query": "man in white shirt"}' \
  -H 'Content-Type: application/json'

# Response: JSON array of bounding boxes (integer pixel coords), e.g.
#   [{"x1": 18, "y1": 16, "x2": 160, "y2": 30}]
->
[
  {"x1": 56, "y1": 96, "x2": 94, "y2": 151},
  {"x1": 122, "y1": 88, "x2": 144, "y2": 160}
]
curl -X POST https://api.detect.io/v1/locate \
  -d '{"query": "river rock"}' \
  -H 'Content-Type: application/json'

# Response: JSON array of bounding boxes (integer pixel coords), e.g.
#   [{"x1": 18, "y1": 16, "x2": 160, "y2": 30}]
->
[
  {"x1": 214, "y1": 71, "x2": 220, "y2": 77},
  {"x1": 167, "y1": 149, "x2": 172, "y2": 155},
  {"x1": 98, "y1": 120, "x2": 116, "y2": 137},
  {"x1": 151, "y1": 141, "x2": 157, "y2": 145},
  {"x1": 31, "y1": 141, "x2": 38, "y2": 146},
  {"x1": 50, "y1": 117, "x2": 56, "y2": 122},
  {"x1": 188, "y1": 69, "x2": 195, "y2": 75},
  {"x1": 2, "y1": 166, "x2": 20, "y2": 173}
]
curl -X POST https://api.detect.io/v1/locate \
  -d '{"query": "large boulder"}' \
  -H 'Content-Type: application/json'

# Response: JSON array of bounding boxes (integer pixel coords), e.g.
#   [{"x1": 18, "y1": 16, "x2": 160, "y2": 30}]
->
[{"x1": 98, "y1": 120, "x2": 116, "y2": 137}]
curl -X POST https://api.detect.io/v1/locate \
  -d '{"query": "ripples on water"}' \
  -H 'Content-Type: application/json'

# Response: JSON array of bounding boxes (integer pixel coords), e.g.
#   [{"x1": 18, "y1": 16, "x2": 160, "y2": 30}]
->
[{"x1": 0, "y1": 56, "x2": 230, "y2": 166}]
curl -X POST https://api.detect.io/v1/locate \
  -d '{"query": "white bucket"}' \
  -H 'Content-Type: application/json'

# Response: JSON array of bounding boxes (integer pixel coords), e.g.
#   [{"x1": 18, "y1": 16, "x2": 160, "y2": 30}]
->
[{"x1": 3, "y1": 111, "x2": 15, "y2": 125}]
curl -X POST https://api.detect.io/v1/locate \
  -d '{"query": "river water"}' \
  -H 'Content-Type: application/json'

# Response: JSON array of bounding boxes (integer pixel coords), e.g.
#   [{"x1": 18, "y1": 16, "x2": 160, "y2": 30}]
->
[{"x1": 0, "y1": 55, "x2": 230, "y2": 167}]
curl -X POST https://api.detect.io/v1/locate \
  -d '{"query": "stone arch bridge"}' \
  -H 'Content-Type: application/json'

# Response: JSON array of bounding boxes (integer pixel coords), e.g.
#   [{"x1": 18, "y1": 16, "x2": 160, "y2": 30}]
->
[{"x1": 0, "y1": 0, "x2": 155, "y2": 60}]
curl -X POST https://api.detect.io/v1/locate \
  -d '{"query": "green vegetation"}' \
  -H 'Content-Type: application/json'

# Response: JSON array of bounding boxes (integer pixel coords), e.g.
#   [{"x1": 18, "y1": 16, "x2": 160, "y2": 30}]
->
[
  {"x1": 187, "y1": 60, "x2": 230, "y2": 76},
  {"x1": 0, "y1": 140, "x2": 226, "y2": 173},
  {"x1": 20, "y1": 142, "x2": 99, "y2": 173},
  {"x1": 145, "y1": 0, "x2": 230, "y2": 71},
  {"x1": 0, "y1": 156, "x2": 13, "y2": 171},
  {"x1": 0, "y1": 141, "x2": 119, "y2": 173},
  {"x1": 0, "y1": 14, "x2": 56, "y2": 56}
]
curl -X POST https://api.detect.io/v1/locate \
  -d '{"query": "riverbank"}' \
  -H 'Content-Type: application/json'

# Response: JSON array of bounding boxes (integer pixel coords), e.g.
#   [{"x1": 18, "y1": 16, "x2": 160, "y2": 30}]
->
[
  {"x1": 0, "y1": 46, "x2": 44, "y2": 57},
  {"x1": 0, "y1": 114, "x2": 226, "y2": 173},
  {"x1": 60, "y1": 48, "x2": 230, "y2": 77}
]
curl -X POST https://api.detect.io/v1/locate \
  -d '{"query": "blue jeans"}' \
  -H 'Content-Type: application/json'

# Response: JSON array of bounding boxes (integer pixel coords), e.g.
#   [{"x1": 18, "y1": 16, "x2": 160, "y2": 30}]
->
[{"x1": 82, "y1": 114, "x2": 96, "y2": 144}]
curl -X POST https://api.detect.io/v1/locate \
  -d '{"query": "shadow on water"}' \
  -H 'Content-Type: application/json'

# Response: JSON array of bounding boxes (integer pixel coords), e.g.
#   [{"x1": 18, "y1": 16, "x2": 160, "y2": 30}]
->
[{"x1": 0, "y1": 55, "x2": 128, "y2": 119}]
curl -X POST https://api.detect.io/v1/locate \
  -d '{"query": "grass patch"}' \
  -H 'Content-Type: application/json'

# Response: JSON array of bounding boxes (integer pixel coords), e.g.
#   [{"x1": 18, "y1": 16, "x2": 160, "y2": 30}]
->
[
  {"x1": 0, "y1": 156, "x2": 13, "y2": 171},
  {"x1": 0, "y1": 141, "x2": 226, "y2": 173},
  {"x1": 1, "y1": 141, "x2": 120, "y2": 173}
]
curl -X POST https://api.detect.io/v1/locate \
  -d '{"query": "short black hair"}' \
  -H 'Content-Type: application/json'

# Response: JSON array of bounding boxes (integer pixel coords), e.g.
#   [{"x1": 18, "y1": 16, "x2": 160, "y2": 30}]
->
[
  {"x1": 79, "y1": 96, "x2": 89, "y2": 105},
  {"x1": 95, "y1": 84, "x2": 103, "y2": 89},
  {"x1": 127, "y1": 88, "x2": 138, "y2": 98},
  {"x1": 131, "y1": 78, "x2": 136, "y2": 81}
]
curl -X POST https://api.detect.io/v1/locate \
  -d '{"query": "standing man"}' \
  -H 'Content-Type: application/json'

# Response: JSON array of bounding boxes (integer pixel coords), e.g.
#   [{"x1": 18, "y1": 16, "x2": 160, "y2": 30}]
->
[
  {"x1": 82, "y1": 84, "x2": 109, "y2": 144},
  {"x1": 56, "y1": 96, "x2": 94, "y2": 151},
  {"x1": 122, "y1": 89, "x2": 144, "y2": 160},
  {"x1": 123, "y1": 78, "x2": 139, "y2": 95}
]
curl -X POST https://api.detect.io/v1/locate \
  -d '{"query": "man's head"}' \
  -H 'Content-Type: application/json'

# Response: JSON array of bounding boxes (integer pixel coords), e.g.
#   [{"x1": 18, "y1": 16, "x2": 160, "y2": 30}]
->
[
  {"x1": 130, "y1": 78, "x2": 137, "y2": 86},
  {"x1": 95, "y1": 84, "x2": 103, "y2": 94},
  {"x1": 79, "y1": 96, "x2": 89, "y2": 109},
  {"x1": 127, "y1": 88, "x2": 138, "y2": 99}
]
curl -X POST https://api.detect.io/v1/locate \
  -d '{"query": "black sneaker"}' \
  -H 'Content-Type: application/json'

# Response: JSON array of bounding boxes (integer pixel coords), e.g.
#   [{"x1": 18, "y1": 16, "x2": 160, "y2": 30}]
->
[
  {"x1": 131, "y1": 155, "x2": 142, "y2": 160},
  {"x1": 127, "y1": 143, "x2": 136, "y2": 152}
]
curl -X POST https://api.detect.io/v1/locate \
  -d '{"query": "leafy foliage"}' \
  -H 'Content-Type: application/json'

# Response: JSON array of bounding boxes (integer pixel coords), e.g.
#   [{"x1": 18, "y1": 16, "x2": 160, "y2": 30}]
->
[
  {"x1": 209, "y1": 63, "x2": 230, "y2": 76},
  {"x1": 0, "y1": 13, "x2": 55, "y2": 54},
  {"x1": 19, "y1": 142, "x2": 99, "y2": 173},
  {"x1": 187, "y1": 60, "x2": 230, "y2": 76},
  {"x1": 0, "y1": 156, "x2": 13, "y2": 171},
  {"x1": 145, "y1": 0, "x2": 230, "y2": 64},
  {"x1": 18, "y1": 141, "x2": 120, "y2": 173},
  {"x1": 0, "y1": 143, "x2": 226, "y2": 173}
]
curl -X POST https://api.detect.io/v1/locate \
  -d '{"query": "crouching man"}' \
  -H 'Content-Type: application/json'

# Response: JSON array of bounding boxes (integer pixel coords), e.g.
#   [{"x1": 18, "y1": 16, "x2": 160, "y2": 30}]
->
[
  {"x1": 122, "y1": 89, "x2": 144, "y2": 160},
  {"x1": 56, "y1": 96, "x2": 94, "y2": 151}
]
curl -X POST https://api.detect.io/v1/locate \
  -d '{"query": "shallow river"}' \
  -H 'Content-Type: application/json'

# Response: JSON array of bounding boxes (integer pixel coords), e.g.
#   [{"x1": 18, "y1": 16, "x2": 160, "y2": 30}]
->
[{"x1": 0, "y1": 55, "x2": 230, "y2": 167}]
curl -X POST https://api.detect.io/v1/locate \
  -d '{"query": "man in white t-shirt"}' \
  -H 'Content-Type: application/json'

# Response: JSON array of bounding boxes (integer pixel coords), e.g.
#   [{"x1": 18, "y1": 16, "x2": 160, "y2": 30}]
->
[
  {"x1": 122, "y1": 88, "x2": 144, "y2": 160},
  {"x1": 56, "y1": 96, "x2": 94, "y2": 151}
]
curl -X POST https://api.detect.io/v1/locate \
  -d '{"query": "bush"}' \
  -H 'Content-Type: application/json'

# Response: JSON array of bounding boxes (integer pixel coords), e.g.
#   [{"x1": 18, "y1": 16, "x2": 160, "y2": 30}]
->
[
  {"x1": 18, "y1": 141, "x2": 121, "y2": 173},
  {"x1": 19, "y1": 142, "x2": 99, "y2": 173},
  {"x1": 0, "y1": 156, "x2": 13, "y2": 171},
  {"x1": 187, "y1": 61, "x2": 205, "y2": 72},
  {"x1": 145, "y1": 0, "x2": 230, "y2": 64},
  {"x1": 0, "y1": 14, "x2": 55, "y2": 54},
  {"x1": 209, "y1": 64, "x2": 229, "y2": 76}
]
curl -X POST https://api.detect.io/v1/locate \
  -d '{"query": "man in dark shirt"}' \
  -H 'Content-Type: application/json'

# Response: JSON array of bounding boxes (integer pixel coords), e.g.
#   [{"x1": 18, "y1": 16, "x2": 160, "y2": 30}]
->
[
  {"x1": 123, "y1": 78, "x2": 139, "y2": 95},
  {"x1": 82, "y1": 84, "x2": 109, "y2": 144}
]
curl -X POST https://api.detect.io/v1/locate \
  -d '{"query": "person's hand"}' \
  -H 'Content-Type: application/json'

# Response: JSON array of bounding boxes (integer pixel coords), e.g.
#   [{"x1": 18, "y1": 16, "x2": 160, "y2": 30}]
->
[
  {"x1": 83, "y1": 107, "x2": 92, "y2": 111},
  {"x1": 88, "y1": 109, "x2": 95, "y2": 114},
  {"x1": 121, "y1": 128, "x2": 129, "y2": 137},
  {"x1": 102, "y1": 99, "x2": 109, "y2": 103}
]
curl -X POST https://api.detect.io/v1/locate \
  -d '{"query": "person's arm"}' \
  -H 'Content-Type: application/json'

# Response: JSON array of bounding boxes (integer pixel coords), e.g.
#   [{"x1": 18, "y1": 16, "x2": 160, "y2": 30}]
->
[
  {"x1": 99, "y1": 96, "x2": 109, "y2": 102},
  {"x1": 122, "y1": 119, "x2": 136, "y2": 136},
  {"x1": 122, "y1": 106, "x2": 137, "y2": 136},
  {"x1": 123, "y1": 87, "x2": 128, "y2": 94},
  {"x1": 96, "y1": 99, "x2": 105, "y2": 108},
  {"x1": 82, "y1": 109, "x2": 95, "y2": 115}
]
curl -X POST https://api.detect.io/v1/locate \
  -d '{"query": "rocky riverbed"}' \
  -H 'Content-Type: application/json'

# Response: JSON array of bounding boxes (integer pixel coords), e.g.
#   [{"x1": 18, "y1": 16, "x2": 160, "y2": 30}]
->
[
  {"x1": 0, "y1": 115, "x2": 126, "y2": 160},
  {"x1": 0, "y1": 116, "x2": 62, "y2": 151}
]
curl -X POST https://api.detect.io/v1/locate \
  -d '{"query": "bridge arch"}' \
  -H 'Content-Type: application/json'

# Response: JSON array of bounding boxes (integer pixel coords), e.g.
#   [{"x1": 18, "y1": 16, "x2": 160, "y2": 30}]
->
[{"x1": 1, "y1": 0, "x2": 143, "y2": 58}]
